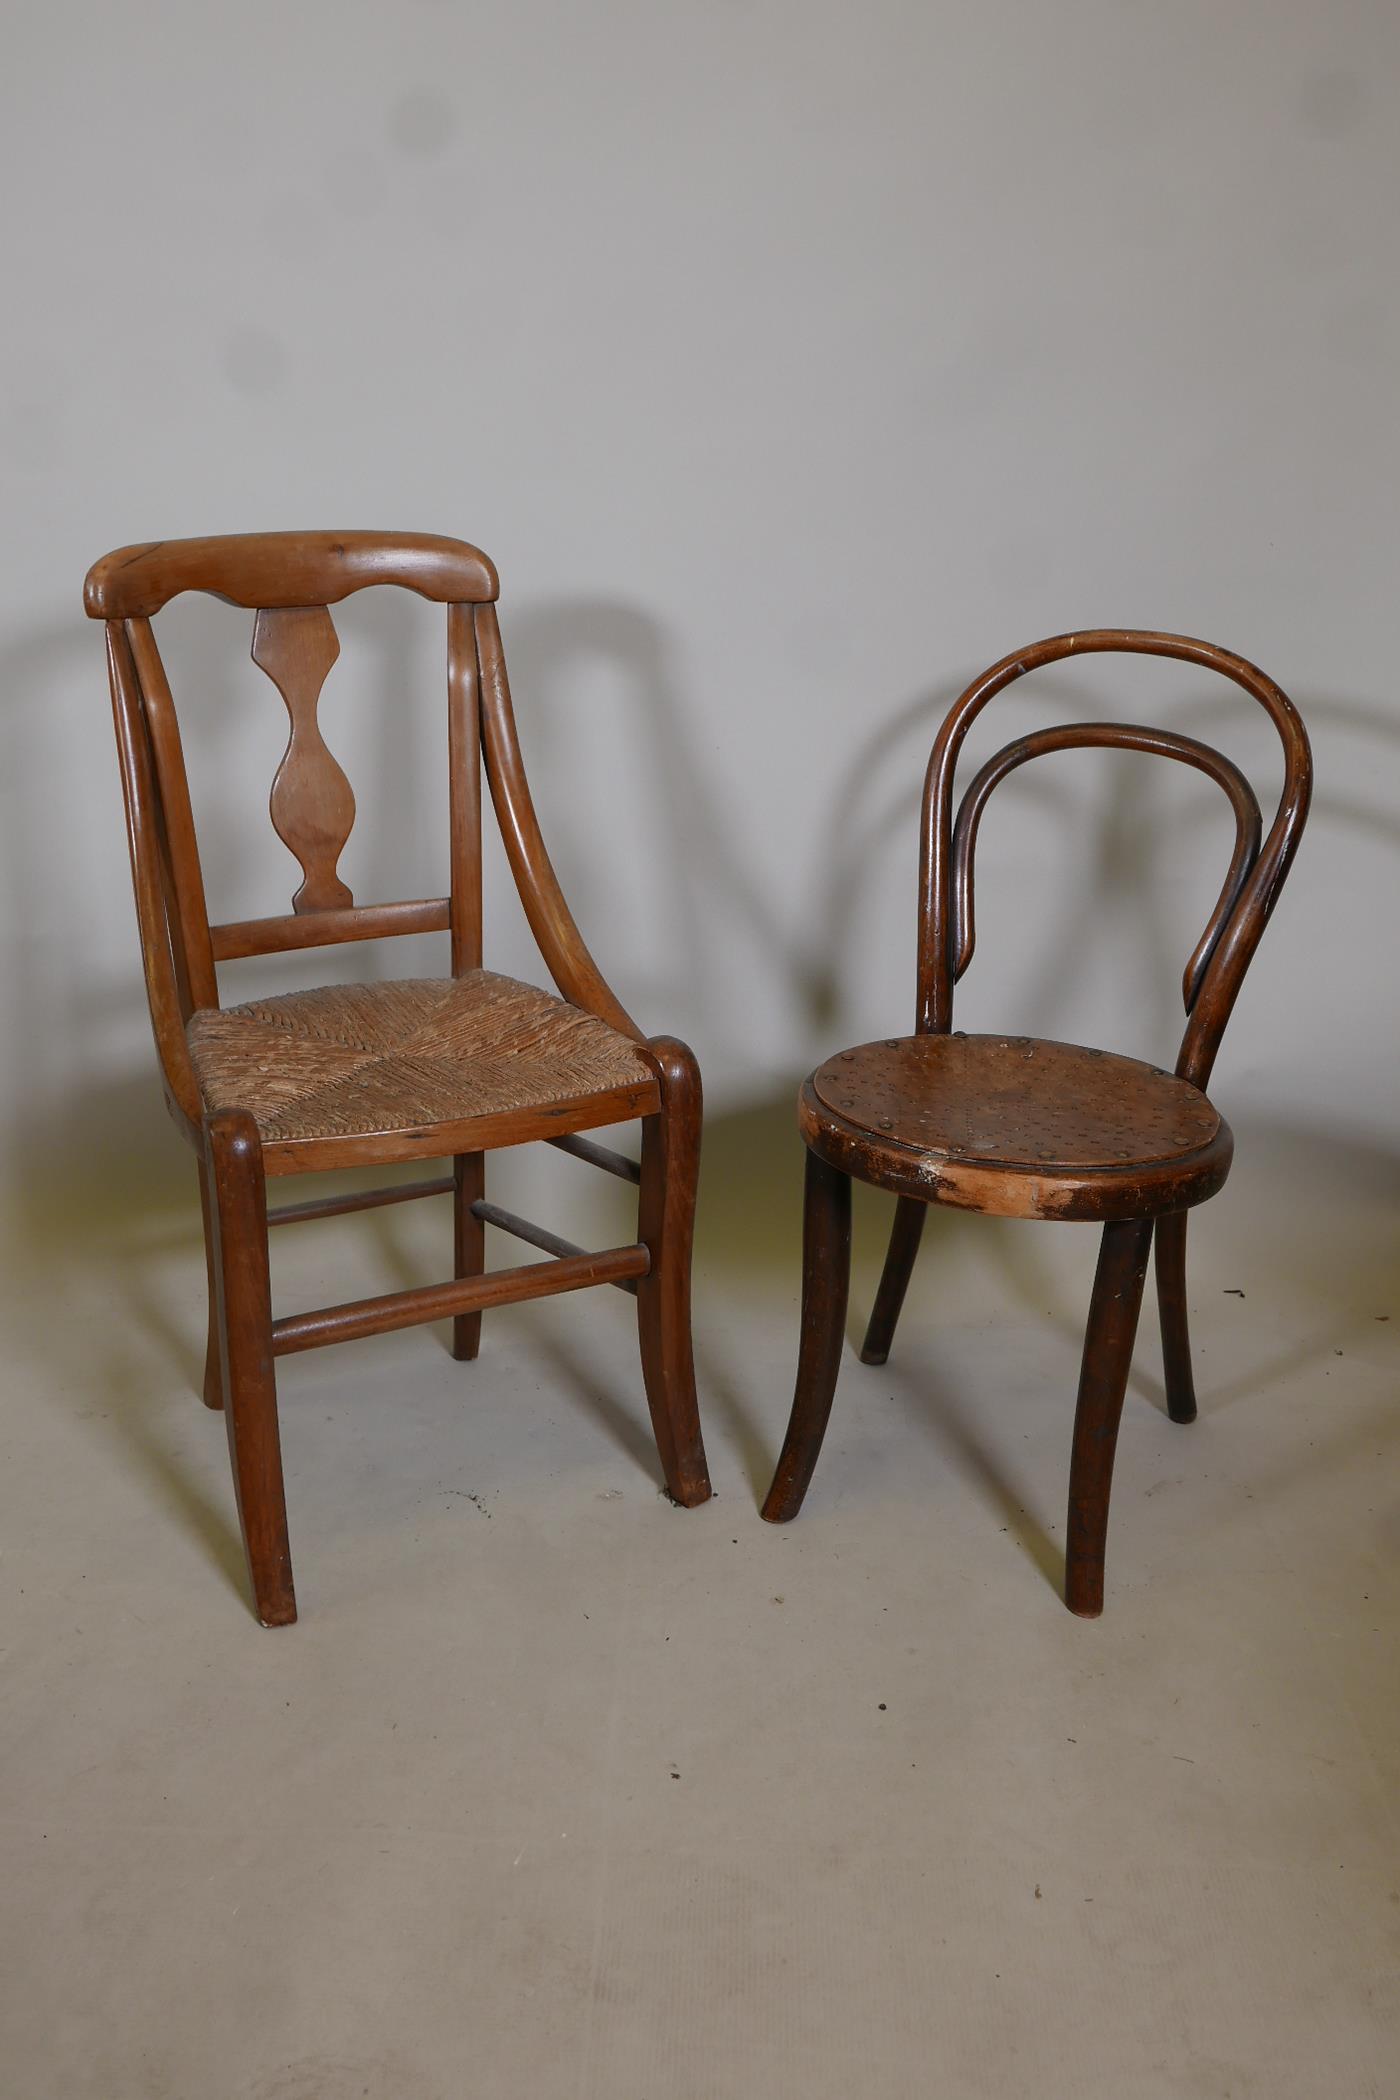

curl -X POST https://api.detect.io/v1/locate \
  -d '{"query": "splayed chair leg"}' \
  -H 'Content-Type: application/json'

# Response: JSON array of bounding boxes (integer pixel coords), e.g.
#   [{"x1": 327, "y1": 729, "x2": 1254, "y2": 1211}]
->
[
  {"x1": 636, "y1": 1037, "x2": 712, "y2": 1508},
  {"x1": 761, "y1": 1149, "x2": 852, "y2": 1522},
  {"x1": 1065, "y1": 1216, "x2": 1153, "y2": 1618},
  {"x1": 452, "y1": 1151, "x2": 485, "y2": 1361},
  {"x1": 860, "y1": 1195, "x2": 926, "y2": 1365},
  {"x1": 197, "y1": 1161, "x2": 224, "y2": 1410},
  {"x1": 1155, "y1": 1211, "x2": 1197, "y2": 1424},
  {"x1": 205, "y1": 1110, "x2": 297, "y2": 1628}
]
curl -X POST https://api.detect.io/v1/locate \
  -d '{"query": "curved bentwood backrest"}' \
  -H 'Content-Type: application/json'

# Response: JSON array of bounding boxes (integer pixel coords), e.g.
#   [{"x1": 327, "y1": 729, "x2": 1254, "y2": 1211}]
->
[
  {"x1": 85, "y1": 531, "x2": 642, "y2": 1146},
  {"x1": 917, "y1": 631, "x2": 1312, "y2": 1091}
]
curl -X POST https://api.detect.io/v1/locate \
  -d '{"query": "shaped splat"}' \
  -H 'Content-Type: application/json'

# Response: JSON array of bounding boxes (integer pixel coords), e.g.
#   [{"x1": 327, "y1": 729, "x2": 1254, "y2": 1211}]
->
[{"x1": 252, "y1": 605, "x2": 356, "y2": 913}]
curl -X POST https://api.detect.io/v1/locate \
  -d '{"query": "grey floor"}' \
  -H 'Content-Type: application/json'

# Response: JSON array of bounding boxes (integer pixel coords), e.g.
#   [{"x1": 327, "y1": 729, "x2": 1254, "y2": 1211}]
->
[{"x1": 4, "y1": 1100, "x2": 1398, "y2": 2098}]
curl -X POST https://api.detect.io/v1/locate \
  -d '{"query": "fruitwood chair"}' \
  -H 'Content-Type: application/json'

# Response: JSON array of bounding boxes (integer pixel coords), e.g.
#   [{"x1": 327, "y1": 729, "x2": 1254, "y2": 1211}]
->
[
  {"x1": 761, "y1": 631, "x2": 1311, "y2": 1615},
  {"x1": 84, "y1": 532, "x2": 711, "y2": 1626}
]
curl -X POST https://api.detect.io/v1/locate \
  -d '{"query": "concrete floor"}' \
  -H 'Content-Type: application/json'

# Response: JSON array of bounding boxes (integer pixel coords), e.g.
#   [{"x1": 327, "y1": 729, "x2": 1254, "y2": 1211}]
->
[{"x1": 3, "y1": 1098, "x2": 1398, "y2": 2098}]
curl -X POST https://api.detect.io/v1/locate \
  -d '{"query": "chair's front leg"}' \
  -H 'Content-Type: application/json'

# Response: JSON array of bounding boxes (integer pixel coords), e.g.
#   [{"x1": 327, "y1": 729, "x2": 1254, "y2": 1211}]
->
[
  {"x1": 196, "y1": 1161, "x2": 224, "y2": 1410},
  {"x1": 452, "y1": 1151, "x2": 486, "y2": 1361},
  {"x1": 636, "y1": 1037, "x2": 712, "y2": 1507},
  {"x1": 761, "y1": 1148, "x2": 852, "y2": 1523},
  {"x1": 860, "y1": 1195, "x2": 927, "y2": 1365},
  {"x1": 1155, "y1": 1211, "x2": 1197, "y2": 1424},
  {"x1": 205, "y1": 1110, "x2": 297, "y2": 1627},
  {"x1": 1065, "y1": 1216, "x2": 1154, "y2": 1617}
]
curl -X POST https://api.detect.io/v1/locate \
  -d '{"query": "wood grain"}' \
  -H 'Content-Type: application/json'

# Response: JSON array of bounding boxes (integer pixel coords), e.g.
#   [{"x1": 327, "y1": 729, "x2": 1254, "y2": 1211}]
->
[
  {"x1": 252, "y1": 606, "x2": 356, "y2": 914},
  {"x1": 84, "y1": 530, "x2": 498, "y2": 619},
  {"x1": 271, "y1": 1241, "x2": 651, "y2": 1356}
]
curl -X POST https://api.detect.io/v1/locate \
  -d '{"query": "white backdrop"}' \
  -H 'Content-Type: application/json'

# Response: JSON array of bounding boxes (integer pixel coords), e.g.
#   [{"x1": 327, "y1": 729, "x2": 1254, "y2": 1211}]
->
[{"x1": 2, "y1": 0, "x2": 1396, "y2": 1256}]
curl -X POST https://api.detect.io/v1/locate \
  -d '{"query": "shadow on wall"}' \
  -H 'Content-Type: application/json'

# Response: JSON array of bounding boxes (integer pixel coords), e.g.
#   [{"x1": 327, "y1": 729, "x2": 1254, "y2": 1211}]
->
[{"x1": 3, "y1": 601, "x2": 1396, "y2": 1314}]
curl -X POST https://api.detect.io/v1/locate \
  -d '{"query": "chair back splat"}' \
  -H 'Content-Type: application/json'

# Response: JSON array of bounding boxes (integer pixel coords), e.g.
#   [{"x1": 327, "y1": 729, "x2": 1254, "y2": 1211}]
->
[{"x1": 84, "y1": 530, "x2": 644, "y2": 1153}]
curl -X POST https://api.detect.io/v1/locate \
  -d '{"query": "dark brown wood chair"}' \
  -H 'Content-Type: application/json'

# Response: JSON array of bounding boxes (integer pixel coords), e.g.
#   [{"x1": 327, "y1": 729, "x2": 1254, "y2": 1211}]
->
[
  {"x1": 761, "y1": 630, "x2": 1311, "y2": 1615},
  {"x1": 84, "y1": 532, "x2": 711, "y2": 1626}
]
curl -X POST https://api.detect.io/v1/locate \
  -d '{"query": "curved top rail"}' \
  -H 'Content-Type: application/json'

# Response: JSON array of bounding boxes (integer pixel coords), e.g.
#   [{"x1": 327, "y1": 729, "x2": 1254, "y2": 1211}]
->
[
  {"x1": 949, "y1": 722, "x2": 1263, "y2": 1012},
  {"x1": 917, "y1": 629, "x2": 1312, "y2": 1089},
  {"x1": 84, "y1": 531, "x2": 499, "y2": 620}
]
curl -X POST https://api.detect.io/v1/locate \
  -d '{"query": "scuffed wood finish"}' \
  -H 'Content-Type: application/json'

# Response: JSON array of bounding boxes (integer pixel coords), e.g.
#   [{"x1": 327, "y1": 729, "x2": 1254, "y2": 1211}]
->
[
  {"x1": 1154, "y1": 1211, "x2": 1197, "y2": 1425},
  {"x1": 205, "y1": 1111, "x2": 296, "y2": 1627},
  {"x1": 267, "y1": 1174, "x2": 455, "y2": 1227},
  {"x1": 271, "y1": 1240, "x2": 651, "y2": 1356},
  {"x1": 547, "y1": 1131, "x2": 642, "y2": 1184},
  {"x1": 453, "y1": 1151, "x2": 485, "y2": 1360},
  {"x1": 803, "y1": 1035, "x2": 1232, "y2": 1222},
  {"x1": 764, "y1": 629, "x2": 1311, "y2": 1614},
  {"x1": 636, "y1": 1039, "x2": 712, "y2": 1507},
  {"x1": 84, "y1": 530, "x2": 498, "y2": 619},
  {"x1": 105, "y1": 621, "x2": 204, "y2": 1135},
  {"x1": 211, "y1": 897, "x2": 451, "y2": 961},
  {"x1": 252, "y1": 605, "x2": 356, "y2": 914},
  {"x1": 760, "y1": 1150, "x2": 851, "y2": 1523},
  {"x1": 86, "y1": 528, "x2": 712, "y2": 1623},
  {"x1": 447, "y1": 602, "x2": 483, "y2": 977},
  {"x1": 1065, "y1": 1219, "x2": 1154, "y2": 1617},
  {"x1": 124, "y1": 618, "x2": 219, "y2": 1011},
  {"x1": 469, "y1": 1197, "x2": 640, "y2": 1295},
  {"x1": 859, "y1": 1194, "x2": 925, "y2": 1367}
]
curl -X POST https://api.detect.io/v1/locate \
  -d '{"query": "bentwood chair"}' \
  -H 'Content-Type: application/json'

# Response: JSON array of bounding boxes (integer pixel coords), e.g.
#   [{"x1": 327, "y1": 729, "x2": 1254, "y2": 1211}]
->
[
  {"x1": 85, "y1": 532, "x2": 711, "y2": 1626},
  {"x1": 762, "y1": 631, "x2": 1311, "y2": 1615}
]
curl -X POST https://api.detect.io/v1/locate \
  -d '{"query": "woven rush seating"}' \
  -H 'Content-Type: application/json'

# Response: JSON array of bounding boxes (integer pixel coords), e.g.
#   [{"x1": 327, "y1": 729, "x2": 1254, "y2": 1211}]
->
[{"x1": 188, "y1": 971, "x2": 656, "y2": 1153}]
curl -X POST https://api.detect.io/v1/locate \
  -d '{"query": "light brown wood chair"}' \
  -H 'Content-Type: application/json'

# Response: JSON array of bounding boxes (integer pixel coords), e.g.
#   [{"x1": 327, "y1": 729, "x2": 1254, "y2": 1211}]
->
[
  {"x1": 85, "y1": 531, "x2": 711, "y2": 1626},
  {"x1": 761, "y1": 631, "x2": 1312, "y2": 1614}
]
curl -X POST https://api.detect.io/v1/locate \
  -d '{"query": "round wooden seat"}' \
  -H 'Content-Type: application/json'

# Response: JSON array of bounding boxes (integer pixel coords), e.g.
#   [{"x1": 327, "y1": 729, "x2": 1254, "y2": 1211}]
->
[{"x1": 799, "y1": 1032, "x2": 1233, "y2": 1222}]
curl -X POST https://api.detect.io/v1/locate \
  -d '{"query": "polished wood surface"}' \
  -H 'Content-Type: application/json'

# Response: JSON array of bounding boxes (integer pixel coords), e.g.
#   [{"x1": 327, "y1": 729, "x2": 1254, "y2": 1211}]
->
[
  {"x1": 87, "y1": 529, "x2": 712, "y2": 1623},
  {"x1": 759, "y1": 1150, "x2": 851, "y2": 1525},
  {"x1": 252, "y1": 605, "x2": 356, "y2": 914},
  {"x1": 764, "y1": 629, "x2": 1311, "y2": 1615},
  {"x1": 635, "y1": 1038, "x2": 711, "y2": 1508},
  {"x1": 271, "y1": 1241, "x2": 652, "y2": 1356},
  {"x1": 84, "y1": 530, "x2": 498, "y2": 619}
]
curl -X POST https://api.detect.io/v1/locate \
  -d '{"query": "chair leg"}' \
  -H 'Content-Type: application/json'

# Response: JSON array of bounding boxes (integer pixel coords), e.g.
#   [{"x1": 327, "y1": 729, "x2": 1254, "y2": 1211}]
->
[
  {"x1": 452, "y1": 1151, "x2": 486, "y2": 1362},
  {"x1": 636, "y1": 1038, "x2": 712, "y2": 1507},
  {"x1": 761, "y1": 1149, "x2": 852, "y2": 1522},
  {"x1": 196, "y1": 1162, "x2": 224, "y2": 1410},
  {"x1": 204, "y1": 1111, "x2": 297, "y2": 1628},
  {"x1": 859, "y1": 1195, "x2": 926, "y2": 1365},
  {"x1": 1155, "y1": 1211, "x2": 1197, "y2": 1424},
  {"x1": 1065, "y1": 1217, "x2": 1153, "y2": 1618}
]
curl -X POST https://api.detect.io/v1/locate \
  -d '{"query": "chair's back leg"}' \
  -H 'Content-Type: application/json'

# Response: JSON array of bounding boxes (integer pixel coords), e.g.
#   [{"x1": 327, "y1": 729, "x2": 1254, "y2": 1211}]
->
[
  {"x1": 197, "y1": 1161, "x2": 224, "y2": 1411},
  {"x1": 1065, "y1": 1216, "x2": 1154, "y2": 1617},
  {"x1": 860, "y1": 1195, "x2": 927, "y2": 1366},
  {"x1": 1154, "y1": 1211, "x2": 1198, "y2": 1424},
  {"x1": 761, "y1": 1148, "x2": 852, "y2": 1523},
  {"x1": 452, "y1": 1151, "x2": 486, "y2": 1361},
  {"x1": 205, "y1": 1110, "x2": 297, "y2": 1627},
  {"x1": 636, "y1": 1038, "x2": 712, "y2": 1507}
]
